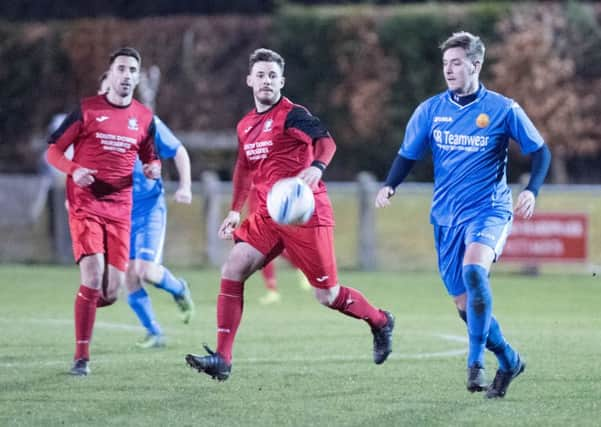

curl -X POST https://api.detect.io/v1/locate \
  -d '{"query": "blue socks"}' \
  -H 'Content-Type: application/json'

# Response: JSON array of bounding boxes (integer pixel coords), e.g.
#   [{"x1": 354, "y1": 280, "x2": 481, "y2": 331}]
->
[
  {"x1": 154, "y1": 268, "x2": 184, "y2": 297},
  {"x1": 128, "y1": 288, "x2": 162, "y2": 336},
  {"x1": 463, "y1": 264, "x2": 492, "y2": 368},
  {"x1": 460, "y1": 264, "x2": 518, "y2": 371},
  {"x1": 458, "y1": 309, "x2": 518, "y2": 372}
]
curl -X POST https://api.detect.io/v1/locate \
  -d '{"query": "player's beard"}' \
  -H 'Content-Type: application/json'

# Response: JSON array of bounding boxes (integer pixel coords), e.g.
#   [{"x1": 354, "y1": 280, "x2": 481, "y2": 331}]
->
[{"x1": 256, "y1": 89, "x2": 279, "y2": 106}]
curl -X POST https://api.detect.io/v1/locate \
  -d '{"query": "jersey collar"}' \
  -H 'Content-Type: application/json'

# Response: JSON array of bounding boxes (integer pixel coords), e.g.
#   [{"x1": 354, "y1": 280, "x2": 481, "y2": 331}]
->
[{"x1": 447, "y1": 84, "x2": 486, "y2": 108}]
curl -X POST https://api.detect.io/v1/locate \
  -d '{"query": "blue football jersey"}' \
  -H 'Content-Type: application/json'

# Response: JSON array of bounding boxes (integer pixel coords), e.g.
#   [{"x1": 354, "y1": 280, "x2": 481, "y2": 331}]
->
[
  {"x1": 399, "y1": 85, "x2": 544, "y2": 226},
  {"x1": 132, "y1": 115, "x2": 182, "y2": 203}
]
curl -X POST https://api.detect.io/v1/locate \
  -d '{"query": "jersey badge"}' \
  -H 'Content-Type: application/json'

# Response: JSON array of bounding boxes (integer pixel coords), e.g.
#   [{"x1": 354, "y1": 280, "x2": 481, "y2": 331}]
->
[
  {"x1": 263, "y1": 119, "x2": 273, "y2": 133},
  {"x1": 96, "y1": 115, "x2": 109, "y2": 123},
  {"x1": 128, "y1": 117, "x2": 139, "y2": 131},
  {"x1": 476, "y1": 113, "x2": 490, "y2": 128}
]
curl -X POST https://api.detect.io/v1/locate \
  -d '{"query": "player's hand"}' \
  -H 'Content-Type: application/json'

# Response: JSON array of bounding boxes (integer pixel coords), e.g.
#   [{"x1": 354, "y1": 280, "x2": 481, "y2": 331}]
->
[
  {"x1": 143, "y1": 161, "x2": 161, "y2": 180},
  {"x1": 72, "y1": 167, "x2": 97, "y2": 187},
  {"x1": 515, "y1": 190, "x2": 536, "y2": 219},
  {"x1": 174, "y1": 186, "x2": 192, "y2": 204},
  {"x1": 375, "y1": 186, "x2": 395, "y2": 208},
  {"x1": 218, "y1": 210, "x2": 241, "y2": 240},
  {"x1": 297, "y1": 166, "x2": 322, "y2": 189}
]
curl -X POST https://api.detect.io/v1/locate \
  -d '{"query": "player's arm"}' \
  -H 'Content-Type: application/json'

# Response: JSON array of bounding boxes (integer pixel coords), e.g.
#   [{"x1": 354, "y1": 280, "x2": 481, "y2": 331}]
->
[
  {"x1": 46, "y1": 108, "x2": 97, "y2": 187},
  {"x1": 375, "y1": 155, "x2": 416, "y2": 208},
  {"x1": 506, "y1": 102, "x2": 552, "y2": 219},
  {"x1": 139, "y1": 120, "x2": 161, "y2": 179},
  {"x1": 219, "y1": 143, "x2": 251, "y2": 240},
  {"x1": 284, "y1": 105, "x2": 333, "y2": 187},
  {"x1": 153, "y1": 116, "x2": 191, "y2": 203},
  {"x1": 376, "y1": 102, "x2": 429, "y2": 208},
  {"x1": 172, "y1": 145, "x2": 192, "y2": 204}
]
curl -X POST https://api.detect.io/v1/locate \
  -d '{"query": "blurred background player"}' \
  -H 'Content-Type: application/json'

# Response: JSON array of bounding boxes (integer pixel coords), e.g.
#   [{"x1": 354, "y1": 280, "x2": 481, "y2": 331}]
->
[
  {"x1": 375, "y1": 31, "x2": 551, "y2": 398},
  {"x1": 99, "y1": 70, "x2": 196, "y2": 349},
  {"x1": 46, "y1": 47, "x2": 160, "y2": 376},
  {"x1": 185, "y1": 48, "x2": 394, "y2": 381}
]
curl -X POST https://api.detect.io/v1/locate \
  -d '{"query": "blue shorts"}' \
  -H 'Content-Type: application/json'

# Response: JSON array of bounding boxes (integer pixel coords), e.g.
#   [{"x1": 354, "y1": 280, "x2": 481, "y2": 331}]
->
[
  {"x1": 130, "y1": 196, "x2": 167, "y2": 263},
  {"x1": 434, "y1": 213, "x2": 512, "y2": 297}
]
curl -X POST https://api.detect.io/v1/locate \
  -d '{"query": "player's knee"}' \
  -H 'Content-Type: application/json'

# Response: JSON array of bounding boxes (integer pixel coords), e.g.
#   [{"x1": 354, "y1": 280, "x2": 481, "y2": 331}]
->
[
  {"x1": 314, "y1": 285, "x2": 339, "y2": 306},
  {"x1": 140, "y1": 263, "x2": 162, "y2": 284},
  {"x1": 462, "y1": 265, "x2": 491, "y2": 315},
  {"x1": 222, "y1": 253, "x2": 258, "y2": 281},
  {"x1": 463, "y1": 264, "x2": 485, "y2": 288}
]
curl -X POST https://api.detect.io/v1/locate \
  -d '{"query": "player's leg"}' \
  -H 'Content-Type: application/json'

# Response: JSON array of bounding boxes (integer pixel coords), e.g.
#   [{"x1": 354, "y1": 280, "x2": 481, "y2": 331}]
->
[
  {"x1": 126, "y1": 260, "x2": 164, "y2": 347},
  {"x1": 284, "y1": 225, "x2": 393, "y2": 364},
  {"x1": 259, "y1": 261, "x2": 281, "y2": 304},
  {"x1": 185, "y1": 241, "x2": 265, "y2": 380},
  {"x1": 462, "y1": 242, "x2": 495, "y2": 378},
  {"x1": 463, "y1": 216, "x2": 524, "y2": 398},
  {"x1": 136, "y1": 198, "x2": 195, "y2": 322},
  {"x1": 71, "y1": 253, "x2": 105, "y2": 375},
  {"x1": 185, "y1": 214, "x2": 274, "y2": 380},
  {"x1": 434, "y1": 223, "x2": 489, "y2": 392},
  {"x1": 68, "y1": 215, "x2": 107, "y2": 375}
]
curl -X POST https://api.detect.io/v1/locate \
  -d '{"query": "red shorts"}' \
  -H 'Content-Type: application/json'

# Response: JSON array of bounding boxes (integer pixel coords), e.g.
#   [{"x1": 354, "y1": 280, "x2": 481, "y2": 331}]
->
[
  {"x1": 68, "y1": 213, "x2": 130, "y2": 271},
  {"x1": 234, "y1": 213, "x2": 338, "y2": 289}
]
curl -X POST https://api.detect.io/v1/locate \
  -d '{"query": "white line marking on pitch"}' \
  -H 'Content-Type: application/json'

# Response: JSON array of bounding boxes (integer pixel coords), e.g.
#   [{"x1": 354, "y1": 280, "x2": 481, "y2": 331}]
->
[{"x1": 0, "y1": 317, "x2": 467, "y2": 367}]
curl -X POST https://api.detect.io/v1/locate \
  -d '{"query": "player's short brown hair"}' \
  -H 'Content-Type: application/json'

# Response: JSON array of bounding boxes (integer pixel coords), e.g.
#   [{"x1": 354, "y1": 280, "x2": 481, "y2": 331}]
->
[
  {"x1": 440, "y1": 31, "x2": 485, "y2": 64},
  {"x1": 249, "y1": 48, "x2": 285, "y2": 74},
  {"x1": 109, "y1": 47, "x2": 142, "y2": 66}
]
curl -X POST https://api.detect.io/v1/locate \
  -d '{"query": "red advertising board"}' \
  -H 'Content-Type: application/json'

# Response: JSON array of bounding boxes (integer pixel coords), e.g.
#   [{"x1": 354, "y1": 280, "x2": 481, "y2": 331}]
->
[{"x1": 502, "y1": 212, "x2": 588, "y2": 263}]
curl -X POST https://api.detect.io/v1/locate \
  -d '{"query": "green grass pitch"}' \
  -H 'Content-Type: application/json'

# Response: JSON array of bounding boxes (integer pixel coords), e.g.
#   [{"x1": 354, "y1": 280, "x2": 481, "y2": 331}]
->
[{"x1": 1, "y1": 265, "x2": 600, "y2": 426}]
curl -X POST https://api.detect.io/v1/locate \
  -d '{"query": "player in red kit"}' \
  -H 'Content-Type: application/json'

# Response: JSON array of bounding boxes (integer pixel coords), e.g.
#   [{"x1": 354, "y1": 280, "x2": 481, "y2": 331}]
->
[
  {"x1": 46, "y1": 47, "x2": 160, "y2": 376},
  {"x1": 185, "y1": 48, "x2": 394, "y2": 381}
]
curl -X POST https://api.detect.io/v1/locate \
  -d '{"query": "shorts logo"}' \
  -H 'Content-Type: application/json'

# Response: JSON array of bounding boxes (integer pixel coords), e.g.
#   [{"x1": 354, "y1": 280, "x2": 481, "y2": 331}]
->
[
  {"x1": 128, "y1": 117, "x2": 139, "y2": 131},
  {"x1": 476, "y1": 113, "x2": 490, "y2": 128},
  {"x1": 263, "y1": 119, "x2": 273, "y2": 132},
  {"x1": 315, "y1": 275, "x2": 329, "y2": 283}
]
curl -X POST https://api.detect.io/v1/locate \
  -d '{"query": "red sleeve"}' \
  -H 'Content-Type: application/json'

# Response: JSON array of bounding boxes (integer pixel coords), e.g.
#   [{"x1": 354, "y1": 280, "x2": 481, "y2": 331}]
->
[
  {"x1": 313, "y1": 136, "x2": 336, "y2": 167},
  {"x1": 230, "y1": 145, "x2": 252, "y2": 212},
  {"x1": 46, "y1": 144, "x2": 80, "y2": 175}
]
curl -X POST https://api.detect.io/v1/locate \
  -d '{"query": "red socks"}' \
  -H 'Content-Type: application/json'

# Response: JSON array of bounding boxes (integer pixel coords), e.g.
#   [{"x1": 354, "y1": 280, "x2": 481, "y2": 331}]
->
[
  {"x1": 216, "y1": 279, "x2": 245, "y2": 363},
  {"x1": 74, "y1": 285, "x2": 99, "y2": 361},
  {"x1": 329, "y1": 285, "x2": 387, "y2": 329},
  {"x1": 261, "y1": 262, "x2": 277, "y2": 291}
]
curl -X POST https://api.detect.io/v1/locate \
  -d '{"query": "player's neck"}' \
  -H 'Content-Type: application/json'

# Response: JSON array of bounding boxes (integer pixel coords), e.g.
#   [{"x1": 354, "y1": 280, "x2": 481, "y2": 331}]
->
[
  {"x1": 106, "y1": 92, "x2": 133, "y2": 107},
  {"x1": 255, "y1": 95, "x2": 282, "y2": 113},
  {"x1": 456, "y1": 80, "x2": 479, "y2": 97}
]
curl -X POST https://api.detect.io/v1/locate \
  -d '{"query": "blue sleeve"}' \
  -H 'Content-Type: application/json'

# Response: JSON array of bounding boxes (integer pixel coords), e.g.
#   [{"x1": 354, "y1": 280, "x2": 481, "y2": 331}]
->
[
  {"x1": 506, "y1": 102, "x2": 544, "y2": 154},
  {"x1": 525, "y1": 144, "x2": 551, "y2": 197},
  {"x1": 384, "y1": 155, "x2": 416, "y2": 189},
  {"x1": 154, "y1": 115, "x2": 182, "y2": 159},
  {"x1": 399, "y1": 102, "x2": 430, "y2": 160}
]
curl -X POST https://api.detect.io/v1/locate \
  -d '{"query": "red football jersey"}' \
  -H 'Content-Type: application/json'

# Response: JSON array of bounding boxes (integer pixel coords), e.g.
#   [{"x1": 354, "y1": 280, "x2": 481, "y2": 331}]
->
[
  {"x1": 49, "y1": 95, "x2": 157, "y2": 223},
  {"x1": 235, "y1": 96, "x2": 334, "y2": 226}
]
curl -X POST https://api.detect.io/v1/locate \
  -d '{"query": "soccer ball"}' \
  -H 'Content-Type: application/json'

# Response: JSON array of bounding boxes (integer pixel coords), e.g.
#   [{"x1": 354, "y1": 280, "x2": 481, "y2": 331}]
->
[{"x1": 266, "y1": 177, "x2": 315, "y2": 225}]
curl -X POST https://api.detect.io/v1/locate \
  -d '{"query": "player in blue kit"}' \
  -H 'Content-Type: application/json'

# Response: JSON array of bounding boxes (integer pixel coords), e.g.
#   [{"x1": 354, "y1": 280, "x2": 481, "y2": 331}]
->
[
  {"x1": 376, "y1": 32, "x2": 551, "y2": 398},
  {"x1": 127, "y1": 117, "x2": 196, "y2": 348},
  {"x1": 99, "y1": 74, "x2": 196, "y2": 348}
]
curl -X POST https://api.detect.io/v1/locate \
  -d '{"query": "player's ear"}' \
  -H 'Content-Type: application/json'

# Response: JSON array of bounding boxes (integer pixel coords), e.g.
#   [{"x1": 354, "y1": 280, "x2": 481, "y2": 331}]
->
[
  {"x1": 246, "y1": 75, "x2": 253, "y2": 88},
  {"x1": 472, "y1": 61, "x2": 481, "y2": 75},
  {"x1": 280, "y1": 76, "x2": 285, "y2": 89}
]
